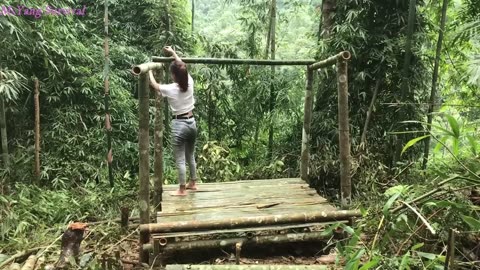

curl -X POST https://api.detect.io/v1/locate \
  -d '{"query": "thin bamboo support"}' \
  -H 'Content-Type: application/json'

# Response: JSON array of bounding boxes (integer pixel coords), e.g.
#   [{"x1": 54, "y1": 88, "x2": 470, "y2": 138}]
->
[
  {"x1": 138, "y1": 73, "x2": 150, "y2": 263},
  {"x1": 132, "y1": 63, "x2": 164, "y2": 76},
  {"x1": 337, "y1": 57, "x2": 351, "y2": 208},
  {"x1": 145, "y1": 231, "x2": 332, "y2": 252},
  {"x1": 444, "y1": 228, "x2": 456, "y2": 270},
  {"x1": 0, "y1": 95, "x2": 8, "y2": 168},
  {"x1": 166, "y1": 265, "x2": 332, "y2": 270},
  {"x1": 34, "y1": 79, "x2": 40, "y2": 184},
  {"x1": 308, "y1": 51, "x2": 351, "y2": 70},
  {"x1": 104, "y1": 0, "x2": 113, "y2": 188},
  {"x1": 141, "y1": 210, "x2": 360, "y2": 234},
  {"x1": 151, "y1": 57, "x2": 316, "y2": 66},
  {"x1": 154, "y1": 71, "x2": 164, "y2": 212},
  {"x1": 300, "y1": 69, "x2": 314, "y2": 181}
]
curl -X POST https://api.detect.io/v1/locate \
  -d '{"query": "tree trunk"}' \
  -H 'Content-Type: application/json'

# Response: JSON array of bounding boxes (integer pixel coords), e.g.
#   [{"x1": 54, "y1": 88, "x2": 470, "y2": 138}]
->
[
  {"x1": 104, "y1": 0, "x2": 114, "y2": 187},
  {"x1": 34, "y1": 79, "x2": 40, "y2": 184},
  {"x1": 423, "y1": 0, "x2": 448, "y2": 169},
  {"x1": 395, "y1": 0, "x2": 416, "y2": 163},
  {"x1": 0, "y1": 95, "x2": 8, "y2": 168},
  {"x1": 138, "y1": 73, "x2": 150, "y2": 264},
  {"x1": 267, "y1": 0, "x2": 276, "y2": 160},
  {"x1": 321, "y1": 0, "x2": 335, "y2": 38},
  {"x1": 360, "y1": 77, "x2": 382, "y2": 148},
  {"x1": 154, "y1": 72, "x2": 164, "y2": 212}
]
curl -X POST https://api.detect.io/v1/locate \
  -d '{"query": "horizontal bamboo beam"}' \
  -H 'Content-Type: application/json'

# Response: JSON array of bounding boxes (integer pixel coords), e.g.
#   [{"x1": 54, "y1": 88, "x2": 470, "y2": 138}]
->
[
  {"x1": 308, "y1": 51, "x2": 351, "y2": 70},
  {"x1": 166, "y1": 265, "x2": 333, "y2": 270},
  {"x1": 140, "y1": 210, "x2": 361, "y2": 233},
  {"x1": 132, "y1": 62, "x2": 164, "y2": 75},
  {"x1": 151, "y1": 57, "x2": 316, "y2": 66},
  {"x1": 144, "y1": 231, "x2": 331, "y2": 252}
]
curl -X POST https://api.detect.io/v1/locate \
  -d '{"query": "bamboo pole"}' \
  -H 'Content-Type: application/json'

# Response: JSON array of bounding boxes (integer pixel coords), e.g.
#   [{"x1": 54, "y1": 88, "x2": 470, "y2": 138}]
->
[
  {"x1": 360, "y1": 77, "x2": 382, "y2": 148},
  {"x1": 267, "y1": 0, "x2": 277, "y2": 160},
  {"x1": 145, "y1": 231, "x2": 331, "y2": 252},
  {"x1": 444, "y1": 228, "x2": 456, "y2": 270},
  {"x1": 337, "y1": 57, "x2": 351, "y2": 208},
  {"x1": 153, "y1": 71, "x2": 164, "y2": 212},
  {"x1": 141, "y1": 209, "x2": 361, "y2": 233},
  {"x1": 151, "y1": 57, "x2": 316, "y2": 66},
  {"x1": 308, "y1": 51, "x2": 351, "y2": 70},
  {"x1": 423, "y1": 0, "x2": 448, "y2": 170},
  {"x1": 300, "y1": 69, "x2": 314, "y2": 181},
  {"x1": 0, "y1": 94, "x2": 8, "y2": 168},
  {"x1": 132, "y1": 63, "x2": 164, "y2": 76},
  {"x1": 34, "y1": 79, "x2": 40, "y2": 184},
  {"x1": 166, "y1": 265, "x2": 333, "y2": 270},
  {"x1": 104, "y1": 0, "x2": 114, "y2": 187},
  {"x1": 138, "y1": 73, "x2": 150, "y2": 264}
]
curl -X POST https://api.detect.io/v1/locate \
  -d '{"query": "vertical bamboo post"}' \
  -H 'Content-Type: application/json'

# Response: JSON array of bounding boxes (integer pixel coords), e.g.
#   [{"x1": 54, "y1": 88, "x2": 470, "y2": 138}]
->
[
  {"x1": 0, "y1": 87, "x2": 8, "y2": 168},
  {"x1": 444, "y1": 228, "x2": 456, "y2": 270},
  {"x1": 104, "y1": 0, "x2": 114, "y2": 187},
  {"x1": 154, "y1": 71, "x2": 164, "y2": 212},
  {"x1": 34, "y1": 79, "x2": 40, "y2": 184},
  {"x1": 337, "y1": 58, "x2": 351, "y2": 208},
  {"x1": 138, "y1": 73, "x2": 150, "y2": 264},
  {"x1": 301, "y1": 68, "x2": 314, "y2": 181}
]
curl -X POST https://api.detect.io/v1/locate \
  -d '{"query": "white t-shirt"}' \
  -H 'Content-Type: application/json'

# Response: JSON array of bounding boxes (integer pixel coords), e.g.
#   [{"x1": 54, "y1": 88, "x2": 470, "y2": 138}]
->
[{"x1": 158, "y1": 74, "x2": 195, "y2": 115}]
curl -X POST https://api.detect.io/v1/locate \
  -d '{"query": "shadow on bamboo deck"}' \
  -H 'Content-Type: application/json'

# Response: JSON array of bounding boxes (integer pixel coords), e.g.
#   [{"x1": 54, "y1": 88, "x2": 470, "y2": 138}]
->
[{"x1": 140, "y1": 178, "x2": 361, "y2": 265}]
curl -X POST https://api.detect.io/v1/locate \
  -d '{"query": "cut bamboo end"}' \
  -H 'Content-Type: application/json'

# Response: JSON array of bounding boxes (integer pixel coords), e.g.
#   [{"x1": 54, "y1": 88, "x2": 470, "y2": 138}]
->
[{"x1": 340, "y1": 51, "x2": 351, "y2": 61}]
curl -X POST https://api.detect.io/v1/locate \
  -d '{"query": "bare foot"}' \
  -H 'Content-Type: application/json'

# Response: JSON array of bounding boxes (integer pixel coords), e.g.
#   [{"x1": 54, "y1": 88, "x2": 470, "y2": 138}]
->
[
  {"x1": 170, "y1": 187, "x2": 187, "y2": 196},
  {"x1": 186, "y1": 181, "x2": 198, "y2": 191}
]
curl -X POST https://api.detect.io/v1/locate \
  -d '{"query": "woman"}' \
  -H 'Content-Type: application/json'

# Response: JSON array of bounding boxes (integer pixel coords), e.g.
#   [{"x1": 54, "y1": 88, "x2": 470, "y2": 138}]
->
[{"x1": 148, "y1": 46, "x2": 197, "y2": 196}]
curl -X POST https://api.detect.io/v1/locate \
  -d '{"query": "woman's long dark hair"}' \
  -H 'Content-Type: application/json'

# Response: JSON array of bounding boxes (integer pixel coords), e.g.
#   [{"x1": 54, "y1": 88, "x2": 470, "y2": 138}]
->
[{"x1": 170, "y1": 60, "x2": 188, "y2": 92}]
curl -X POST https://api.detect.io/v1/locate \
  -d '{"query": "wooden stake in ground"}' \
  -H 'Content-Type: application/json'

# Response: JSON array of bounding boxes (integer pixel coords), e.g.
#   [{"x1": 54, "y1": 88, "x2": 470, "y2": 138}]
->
[
  {"x1": 337, "y1": 57, "x2": 351, "y2": 208},
  {"x1": 300, "y1": 68, "x2": 314, "y2": 181},
  {"x1": 34, "y1": 78, "x2": 40, "y2": 184}
]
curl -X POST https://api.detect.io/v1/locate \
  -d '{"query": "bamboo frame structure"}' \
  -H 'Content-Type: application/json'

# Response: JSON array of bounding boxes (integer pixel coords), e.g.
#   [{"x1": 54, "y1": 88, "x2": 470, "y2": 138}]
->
[
  {"x1": 133, "y1": 51, "x2": 353, "y2": 264},
  {"x1": 306, "y1": 51, "x2": 352, "y2": 208}
]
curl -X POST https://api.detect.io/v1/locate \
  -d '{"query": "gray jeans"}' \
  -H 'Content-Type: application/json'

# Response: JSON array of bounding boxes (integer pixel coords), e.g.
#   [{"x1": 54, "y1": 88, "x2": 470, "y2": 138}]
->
[{"x1": 171, "y1": 118, "x2": 197, "y2": 185}]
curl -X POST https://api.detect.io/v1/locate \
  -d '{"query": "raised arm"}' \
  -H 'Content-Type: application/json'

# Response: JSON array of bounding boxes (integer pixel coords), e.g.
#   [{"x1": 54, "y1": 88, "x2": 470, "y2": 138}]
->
[
  {"x1": 148, "y1": 70, "x2": 160, "y2": 91},
  {"x1": 163, "y1": 46, "x2": 181, "y2": 62}
]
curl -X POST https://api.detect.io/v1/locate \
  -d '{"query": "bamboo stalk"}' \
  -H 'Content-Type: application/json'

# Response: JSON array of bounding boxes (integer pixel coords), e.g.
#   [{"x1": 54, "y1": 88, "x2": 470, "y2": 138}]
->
[
  {"x1": 267, "y1": 0, "x2": 277, "y2": 160},
  {"x1": 138, "y1": 73, "x2": 150, "y2": 264},
  {"x1": 141, "y1": 210, "x2": 360, "y2": 234},
  {"x1": 166, "y1": 265, "x2": 332, "y2": 270},
  {"x1": 104, "y1": 0, "x2": 114, "y2": 188},
  {"x1": 34, "y1": 79, "x2": 40, "y2": 184},
  {"x1": 444, "y1": 228, "x2": 456, "y2": 270},
  {"x1": 154, "y1": 71, "x2": 164, "y2": 212},
  {"x1": 132, "y1": 63, "x2": 164, "y2": 76},
  {"x1": 0, "y1": 94, "x2": 8, "y2": 168},
  {"x1": 151, "y1": 57, "x2": 316, "y2": 66},
  {"x1": 145, "y1": 231, "x2": 332, "y2": 252},
  {"x1": 308, "y1": 51, "x2": 351, "y2": 70},
  {"x1": 422, "y1": 0, "x2": 448, "y2": 170},
  {"x1": 337, "y1": 58, "x2": 351, "y2": 208},
  {"x1": 301, "y1": 69, "x2": 314, "y2": 181},
  {"x1": 360, "y1": 77, "x2": 381, "y2": 148}
]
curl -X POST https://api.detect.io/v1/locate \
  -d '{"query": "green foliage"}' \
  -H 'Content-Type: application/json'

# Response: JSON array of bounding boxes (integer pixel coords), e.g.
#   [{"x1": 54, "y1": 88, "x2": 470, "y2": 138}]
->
[{"x1": 197, "y1": 141, "x2": 241, "y2": 182}]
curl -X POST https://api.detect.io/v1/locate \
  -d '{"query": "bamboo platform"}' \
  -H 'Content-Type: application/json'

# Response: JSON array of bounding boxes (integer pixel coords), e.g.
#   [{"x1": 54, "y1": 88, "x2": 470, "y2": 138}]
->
[{"x1": 141, "y1": 178, "x2": 361, "y2": 264}]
